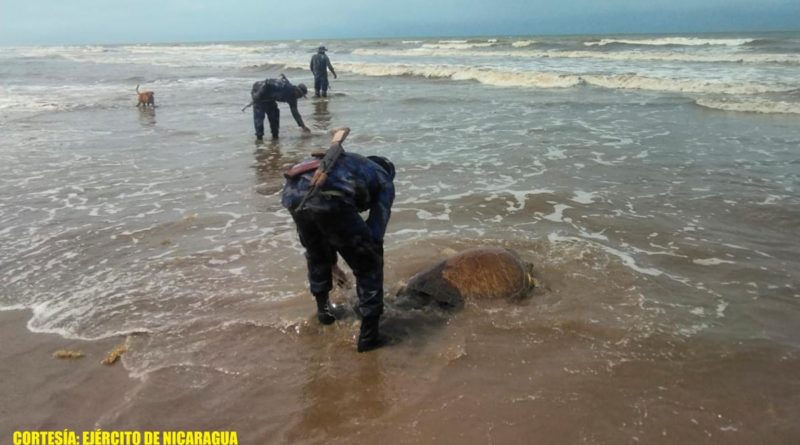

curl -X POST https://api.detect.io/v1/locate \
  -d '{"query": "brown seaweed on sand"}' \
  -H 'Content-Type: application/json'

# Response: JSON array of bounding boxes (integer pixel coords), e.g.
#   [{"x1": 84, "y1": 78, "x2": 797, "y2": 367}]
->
[
  {"x1": 53, "y1": 349, "x2": 85, "y2": 359},
  {"x1": 101, "y1": 343, "x2": 128, "y2": 365}
]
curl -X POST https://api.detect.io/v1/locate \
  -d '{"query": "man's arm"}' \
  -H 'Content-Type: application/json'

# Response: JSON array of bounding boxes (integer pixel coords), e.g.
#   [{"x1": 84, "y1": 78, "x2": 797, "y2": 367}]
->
[
  {"x1": 365, "y1": 177, "x2": 394, "y2": 243},
  {"x1": 326, "y1": 55, "x2": 337, "y2": 79},
  {"x1": 287, "y1": 98, "x2": 309, "y2": 131}
]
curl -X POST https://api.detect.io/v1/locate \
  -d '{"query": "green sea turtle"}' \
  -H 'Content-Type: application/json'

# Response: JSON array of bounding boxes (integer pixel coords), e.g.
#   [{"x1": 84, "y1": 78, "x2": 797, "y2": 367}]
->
[{"x1": 396, "y1": 247, "x2": 535, "y2": 310}]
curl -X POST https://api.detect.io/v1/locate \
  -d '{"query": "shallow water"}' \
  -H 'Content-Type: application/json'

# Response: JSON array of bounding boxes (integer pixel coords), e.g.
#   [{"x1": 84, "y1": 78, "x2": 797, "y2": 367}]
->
[{"x1": 1, "y1": 33, "x2": 799, "y2": 443}]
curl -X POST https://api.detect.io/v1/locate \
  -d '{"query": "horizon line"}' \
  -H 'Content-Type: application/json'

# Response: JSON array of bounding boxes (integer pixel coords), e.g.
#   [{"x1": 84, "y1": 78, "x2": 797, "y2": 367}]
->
[{"x1": 2, "y1": 28, "x2": 799, "y2": 48}]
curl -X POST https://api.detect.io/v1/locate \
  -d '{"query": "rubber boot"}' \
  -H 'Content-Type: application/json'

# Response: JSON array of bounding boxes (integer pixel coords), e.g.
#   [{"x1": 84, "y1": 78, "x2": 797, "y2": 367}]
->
[
  {"x1": 357, "y1": 316, "x2": 389, "y2": 353},
  {"x1": 315, "y1": 294, "x2": 336, "y2": 325}
]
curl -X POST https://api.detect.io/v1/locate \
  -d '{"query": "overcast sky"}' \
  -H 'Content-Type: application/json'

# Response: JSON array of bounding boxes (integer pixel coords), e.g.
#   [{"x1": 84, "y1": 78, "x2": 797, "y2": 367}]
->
[{"x1": 1, "y1": 0, "x2": 798, "y2": 45}]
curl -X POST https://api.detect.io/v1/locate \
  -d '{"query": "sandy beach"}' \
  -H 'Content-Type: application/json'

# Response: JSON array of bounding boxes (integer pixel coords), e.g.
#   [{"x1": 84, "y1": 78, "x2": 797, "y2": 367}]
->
[{"x1": 1, "y1": 309, "x2": 134, "y2": 432}]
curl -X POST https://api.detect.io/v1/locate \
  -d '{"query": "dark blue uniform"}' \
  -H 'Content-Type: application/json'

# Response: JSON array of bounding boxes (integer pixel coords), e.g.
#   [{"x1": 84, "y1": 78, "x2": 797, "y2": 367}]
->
[
  {"x1": 251, "y1": 78, "x2": 306, "y2": 139},
  {"x1": 309, "y1": 51, "x2": 336, "y2": 97},
  {"x1": 282, "y1": 153, "x2": 395, "y2": 321}
]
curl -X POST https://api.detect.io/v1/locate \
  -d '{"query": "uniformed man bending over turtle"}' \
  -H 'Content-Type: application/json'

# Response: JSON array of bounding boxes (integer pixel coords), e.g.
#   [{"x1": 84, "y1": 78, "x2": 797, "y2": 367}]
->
[{"x1": 282, "y1": 131, "x2": 395, "y2": 352}]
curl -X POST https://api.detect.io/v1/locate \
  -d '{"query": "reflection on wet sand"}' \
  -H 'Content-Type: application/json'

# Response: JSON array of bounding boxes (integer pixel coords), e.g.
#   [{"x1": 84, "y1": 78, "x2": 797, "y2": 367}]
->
[
  {"x1": 253, "y1": 141, "x2": 295, "y2": 196},
  {"x1": 287, "y1": 340, "x2": 389, "y2": 442},
  {"x1": 252, "y1": 124, "x2": 344, "y2": 196},
  {"x1": 311, "y1": 98, "x2": 331, "y2": 132},
  {"x1": 137, "y1": 107, "x2": 156, "y2": 126}
]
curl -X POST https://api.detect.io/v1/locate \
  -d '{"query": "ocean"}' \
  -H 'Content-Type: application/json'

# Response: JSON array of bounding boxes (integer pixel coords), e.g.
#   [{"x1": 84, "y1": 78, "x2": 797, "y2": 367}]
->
[{"x1": 1, "y1": 32, "x2": 799, "y2": 443}]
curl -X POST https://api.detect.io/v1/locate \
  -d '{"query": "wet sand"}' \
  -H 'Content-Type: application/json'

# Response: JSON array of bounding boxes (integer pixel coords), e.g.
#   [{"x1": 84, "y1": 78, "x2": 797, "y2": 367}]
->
[{"x1": 1, "y1": 310, "x2": 134, "y2": 432}]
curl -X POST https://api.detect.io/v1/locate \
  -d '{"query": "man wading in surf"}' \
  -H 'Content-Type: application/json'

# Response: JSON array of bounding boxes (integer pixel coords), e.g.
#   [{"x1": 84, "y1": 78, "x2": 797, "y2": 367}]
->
[
  {"x1": 309, "y1": 45, "x2": 337, "y2": 97},
  {"x1": 281, "y1": 128, "x2": 395, "y2": 352}
]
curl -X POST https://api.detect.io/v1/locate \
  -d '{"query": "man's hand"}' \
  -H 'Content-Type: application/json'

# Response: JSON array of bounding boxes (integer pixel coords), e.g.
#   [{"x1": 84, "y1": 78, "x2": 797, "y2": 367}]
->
[
  {"x1": 333, "y1": 73, "x2": 338, "y2": 79},
  {"x1": 301, "y1": 125, "x2": 311, "y2": 133}
]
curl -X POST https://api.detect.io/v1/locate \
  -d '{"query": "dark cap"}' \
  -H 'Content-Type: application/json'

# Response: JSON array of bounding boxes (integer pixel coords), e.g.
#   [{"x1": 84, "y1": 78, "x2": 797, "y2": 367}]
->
[
  {"x1": 318, "y1": 46, "x2": 327, "y2": 52},
  {"x1": 297, "y1": 83, "x2": 308, "y2": 97}
]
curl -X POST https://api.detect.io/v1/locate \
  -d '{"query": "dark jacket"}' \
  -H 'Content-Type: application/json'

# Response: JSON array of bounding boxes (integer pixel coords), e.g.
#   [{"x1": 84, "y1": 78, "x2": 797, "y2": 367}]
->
[
  {"x1": 282, "y1": 153, "x2": 395, "y2": 242},
  {"x1": 251, "y1": 78, "x2": 304, "y2": 127},
  {"x1": 310, "y1": 53, "x2": 336, "y2": 78}
]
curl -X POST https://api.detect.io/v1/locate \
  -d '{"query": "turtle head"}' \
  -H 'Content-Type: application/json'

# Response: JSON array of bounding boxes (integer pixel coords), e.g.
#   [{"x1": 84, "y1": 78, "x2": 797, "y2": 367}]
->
[{"x1": 525, "y1": 262, "x2": 537, "y2": 289}]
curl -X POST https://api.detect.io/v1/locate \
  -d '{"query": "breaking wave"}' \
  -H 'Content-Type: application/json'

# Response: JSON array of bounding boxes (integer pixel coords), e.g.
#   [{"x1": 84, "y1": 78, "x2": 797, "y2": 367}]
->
[
  {"x1": 351, "y1": 47, "x2": 800, "y2": 65},
  {"x1": 333, "y1": 62, "x2": 580, "y2": 88},
  {"x1": 580, "y1": 73, "x2": 789, "y2": 95},
  {"x1": 695, "y1": 97, "x2": 800, "y2": 115},
  {"x1": 420, "y1": 41, "x2": 497, "y2": 50},
  {"x1": 6, "y1": 44, "x2": 270, "y2": 68},
  {"x1": 584, "y1": 37, "x2": 757, "y2": 47},
  {"x1": 322, "y1": 61, "x2": 795, "y2": 97}
]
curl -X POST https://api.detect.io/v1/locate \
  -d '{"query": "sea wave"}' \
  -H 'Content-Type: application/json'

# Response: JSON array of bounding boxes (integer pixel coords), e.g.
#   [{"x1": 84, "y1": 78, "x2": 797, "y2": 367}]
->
[
  {"x1": 6, "y1": 44, "x2": 271, "y2": 68},
  {"x1": 421, "y1": 42, "x2": 497, "y2": 50},
  {"x1": 511, "y1": 40, "x2": 538, "y2": 48},
  {"x1": 581, "y1": 73, "x2": 787, "y2": 95},
  {"x1": 351, "y1": 47, "x2": 800, "y2": 65},
  {"x1": 695, "y1": 97, "x2": 800, "y2": 115},
  {"x1": 0, "y1": 78, "x2": 231, "y2": 114},
  {"x1": 554, "y1": 49, "x2": 800, "y2": 65},
  {"x1": 320, "y1": 61, "x2": 794, "y2": 96},
  {"x1": 584, "y1": 37, "x2": 757, "y2": 47},
  {"x1": 0, "y1": 84, "x2": 127, "y2": 112},
  {"x1": 332, "y1": 62, "x2": 580, "y2": 88}
]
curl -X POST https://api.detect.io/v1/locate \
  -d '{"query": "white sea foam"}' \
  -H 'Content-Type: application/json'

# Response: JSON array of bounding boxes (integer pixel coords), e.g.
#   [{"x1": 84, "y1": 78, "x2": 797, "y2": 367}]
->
[
  {"x1": 0, "y1": 84, "x2": 124, "y2": 111},
  {"x1": 351, "y1": 46, "x2": 800, "y2": 65},
  {"x1": 504, "y1": 189, "x2": 553, "y2": 211},
  {"x1": 227, "y1": 267, "x2": 246, "y2": 276},
  {"x1": 334, "y1": 62, "x2": 581, "y2": 88},
  {"x1": 577, "y1": 228, "x2": 609, "y2": 241},
  {"x1": 545, "y1": 146, "x2": 568, "y2": 160},
  {"x1": 548, "y1": 233, "x2": 664, "y2": 277},
  {"x1": 584, "y1": 37, "x2": 756, "y2": 47},
  {"x1": 693, "y1": 258, "x2": 736, "y2": 266},
  {"x1": 543, "y1": 204, "x2": 572, "y2": 222},
  {"x1": 421, "y1": 42, "x2": 496, "y2": 50},
  {"x1": 11, "y1": 43, "x2": 269, "y2": 68},
  {"x1": 416, "y1": 207, "x2": 451, "y2": 221},
  {"x1": 23, "y1": 300, "x2": 152, "y2": 341},
  {"x1": 695, "y1": 97, "x2": 800, "y2": 115},
  {"x1": 581, "y1": 73, "x2": 788, "y2": 95},
  {"x1": 392, "y1": 228, "x2": 430, "y2": 237},
  {"x1": 511, "y1": 40, "x2": 537, "y2": 48},
  {"x1": 571, "y1": 191, "x2": 599, "y2": 204},
  {"x1": 690, "y1": 307, "x2": 705, "y2": 316},
  {"x1": 716, "y1": 300, "x2": 728, "y2": 318}
]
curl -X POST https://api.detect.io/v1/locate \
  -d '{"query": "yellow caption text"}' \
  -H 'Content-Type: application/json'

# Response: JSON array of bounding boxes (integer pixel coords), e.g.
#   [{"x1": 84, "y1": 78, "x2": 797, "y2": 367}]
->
[{"x1": 12, "y1": 430, "x2": 239, "y2": 445}]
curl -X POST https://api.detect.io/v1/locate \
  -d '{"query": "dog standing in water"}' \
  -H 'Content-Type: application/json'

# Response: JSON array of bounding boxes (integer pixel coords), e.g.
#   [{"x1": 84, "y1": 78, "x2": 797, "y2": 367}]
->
[{"x1": 136, "y1": 84, "x2": 155, "y2": 108}]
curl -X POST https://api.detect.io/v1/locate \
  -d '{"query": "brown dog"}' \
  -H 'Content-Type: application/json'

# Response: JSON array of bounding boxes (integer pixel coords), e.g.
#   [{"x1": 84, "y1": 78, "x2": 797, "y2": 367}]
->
[{"x1": 136, "y1": 84, "x2": 155, "y2": 108}]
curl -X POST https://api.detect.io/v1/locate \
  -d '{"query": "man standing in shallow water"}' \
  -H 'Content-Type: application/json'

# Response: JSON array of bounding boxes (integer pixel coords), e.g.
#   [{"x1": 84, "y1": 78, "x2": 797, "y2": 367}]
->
[
  {"x1": 309, "y1": 46, "x2": 337, "y2": 98},
  {"x1": 281, "y1": 128, "x2": 395, "y2": 352}
]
